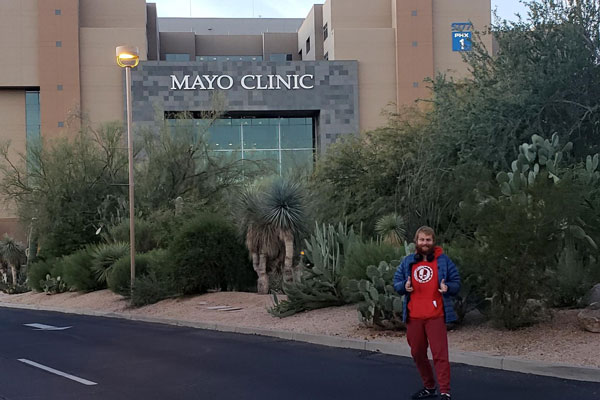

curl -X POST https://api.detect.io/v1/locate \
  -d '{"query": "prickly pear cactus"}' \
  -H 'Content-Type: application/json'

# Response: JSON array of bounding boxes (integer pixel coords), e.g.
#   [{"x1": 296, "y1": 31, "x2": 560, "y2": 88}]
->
[{"x1": 347, "y1": 261, "x2": 405, "y2": 330}]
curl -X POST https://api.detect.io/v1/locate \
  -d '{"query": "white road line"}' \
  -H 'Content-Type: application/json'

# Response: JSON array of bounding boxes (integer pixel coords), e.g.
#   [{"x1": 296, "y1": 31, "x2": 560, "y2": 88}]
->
[
  {"x1": 24, "y1": 323, "x2": 72, "y2": 331},
  {"x1": 17, "y1": 359, "x2": 98, "y2": 386}
]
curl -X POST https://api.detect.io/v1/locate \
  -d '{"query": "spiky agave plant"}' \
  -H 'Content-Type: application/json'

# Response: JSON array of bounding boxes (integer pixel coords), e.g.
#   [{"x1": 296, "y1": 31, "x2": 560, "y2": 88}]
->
[
  {"x1": 0, "y1": 234, "x2": 26, "y2": 286},
  {"x1": 263, "y1": 178, "x2": 306, "y2": 284},
  {"x1": 235, "y1": 185, "x2": 279, "y2": 294},
  {"x1": 375, "y1": 213, "x2": 406, "y2": 246},
  {"x1": 90, "y1": 242, "x2": 129, "y2": 285}
]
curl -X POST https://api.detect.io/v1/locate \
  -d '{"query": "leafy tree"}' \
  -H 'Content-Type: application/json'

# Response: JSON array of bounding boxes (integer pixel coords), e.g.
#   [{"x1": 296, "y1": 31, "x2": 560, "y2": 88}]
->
[{"x1": 0, "y1": 123, "x2": 128, "y2": 258}]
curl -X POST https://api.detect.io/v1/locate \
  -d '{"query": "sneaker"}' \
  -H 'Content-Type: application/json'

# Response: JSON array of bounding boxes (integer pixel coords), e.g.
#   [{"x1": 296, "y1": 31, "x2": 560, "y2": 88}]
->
[
  {"x1": 440, "y1": 393, "x2": 451, "y2": 400},
  {"x1": 410, "y1": 387, "x2": 437, "y2": 399}
]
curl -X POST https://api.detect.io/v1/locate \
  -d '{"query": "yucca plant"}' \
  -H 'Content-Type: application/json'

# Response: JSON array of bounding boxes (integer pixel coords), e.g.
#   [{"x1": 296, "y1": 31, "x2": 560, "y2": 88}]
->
[
  {"x1": 263, "y1": 178, "x2": 306, "y2": 284},
  {"x1": 0, "y1": 234, "x2": 26, "y2": 287},
  {"x1": 235, "y1": 178, "x2": 306, "y2": 293},
  {"x1": 375, "y1": 213, "x2": 406, "y2": 246},
  {"x1": 90, "y1": 242, "x2": 129, "y2": 285}
]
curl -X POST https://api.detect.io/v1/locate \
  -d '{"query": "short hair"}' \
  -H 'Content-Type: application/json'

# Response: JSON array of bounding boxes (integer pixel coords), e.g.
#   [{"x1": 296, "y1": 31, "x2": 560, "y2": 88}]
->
[{"x1": 414, "y1": 226, "x2": 435, "y2": 243}]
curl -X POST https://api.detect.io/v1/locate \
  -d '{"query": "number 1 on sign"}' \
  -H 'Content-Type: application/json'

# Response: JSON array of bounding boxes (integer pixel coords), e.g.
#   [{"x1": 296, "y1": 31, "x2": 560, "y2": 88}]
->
[{"x1": 459, "y1": 38, "x2": 465, "y2": 50}]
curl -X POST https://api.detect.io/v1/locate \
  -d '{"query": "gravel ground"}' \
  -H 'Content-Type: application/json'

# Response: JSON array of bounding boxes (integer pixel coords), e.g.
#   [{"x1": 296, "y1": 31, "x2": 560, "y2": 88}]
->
[{"x1": 1, "y1": 290, "x2": 598, "y2": 368}]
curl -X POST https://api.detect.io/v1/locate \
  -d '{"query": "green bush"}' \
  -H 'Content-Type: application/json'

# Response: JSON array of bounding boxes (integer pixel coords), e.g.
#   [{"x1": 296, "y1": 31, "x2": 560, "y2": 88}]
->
[
  {"x1": 90, "y1": 242, "x2": 129, "y2": 285},
  {"x1": 342, "y1": 240, "x2": 404, "y2": 281},
  {"x1": 107, "y1": 218, "x2": 160, "y2": 253},
  {"x1": 27, "y1": 259, "x2": 58, "y2": 292},
  {"x1": 131, "y1": 271, "x2": 173, "y2": 307},
  {"x1": 59, "y1": 248, "x2": 100, "y2": 292},
  {"x1": 108, "y1": 253, "x2": 152, "y2": 296},
  {"x1": 27, "y1": 260, "x2": 53, "y2": 291},
  {"x1": 168, "y1": 213, "x2": 254, "y2": 295}
]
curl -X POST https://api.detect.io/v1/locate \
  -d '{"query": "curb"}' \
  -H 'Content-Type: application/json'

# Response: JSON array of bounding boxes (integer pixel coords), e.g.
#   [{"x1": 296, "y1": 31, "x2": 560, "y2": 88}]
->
[{"x1": 2, "y1": 301, "x2": 599, "y2": 383}]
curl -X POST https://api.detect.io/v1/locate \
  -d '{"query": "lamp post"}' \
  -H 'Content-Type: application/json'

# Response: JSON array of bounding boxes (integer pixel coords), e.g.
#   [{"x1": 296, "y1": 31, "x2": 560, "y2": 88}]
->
[{"x1": 116, "y1": 46, "x2": 139, "y2": 295}]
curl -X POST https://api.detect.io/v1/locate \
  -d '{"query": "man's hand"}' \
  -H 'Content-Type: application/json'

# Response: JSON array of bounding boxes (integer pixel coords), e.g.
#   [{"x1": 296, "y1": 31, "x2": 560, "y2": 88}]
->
[
  {"x1": 405, "y1": 276, "x2": 414, "y2": 292},
  {"x1": 438, "y1": 279, "x2": 448, "y2": 294}
]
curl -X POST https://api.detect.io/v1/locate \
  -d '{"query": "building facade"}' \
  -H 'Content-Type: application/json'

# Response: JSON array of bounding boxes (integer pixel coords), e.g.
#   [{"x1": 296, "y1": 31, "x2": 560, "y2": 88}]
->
[{"x1": 0, "y1": 0, "x2": 491, "y2": 235}]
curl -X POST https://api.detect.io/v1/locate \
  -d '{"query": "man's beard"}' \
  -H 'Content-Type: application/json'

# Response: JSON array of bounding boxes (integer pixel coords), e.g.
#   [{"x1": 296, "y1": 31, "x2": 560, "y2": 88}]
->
[{"x1": 416, "y1": 244, "x2": 434, "y2": 255}]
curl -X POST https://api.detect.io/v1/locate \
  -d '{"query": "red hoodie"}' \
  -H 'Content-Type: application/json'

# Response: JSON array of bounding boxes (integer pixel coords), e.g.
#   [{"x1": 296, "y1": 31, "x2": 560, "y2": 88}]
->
[{"x1": 408, "y1": 246, "x2": 444, "y2": 320}]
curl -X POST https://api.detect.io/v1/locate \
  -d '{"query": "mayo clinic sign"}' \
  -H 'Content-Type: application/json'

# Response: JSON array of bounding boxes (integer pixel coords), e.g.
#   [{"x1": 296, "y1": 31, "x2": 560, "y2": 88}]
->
[{"x1": 170, "y1": 74, "x2": 315, "y2": 90}]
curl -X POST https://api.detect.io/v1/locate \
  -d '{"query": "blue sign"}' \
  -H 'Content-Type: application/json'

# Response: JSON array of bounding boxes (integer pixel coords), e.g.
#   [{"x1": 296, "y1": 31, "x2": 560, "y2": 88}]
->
[
  {"x1": 452, "y1": 31, "x2": 472, "y2": 51},
  {"x1": 451, "y1": 22, "x2": 473, "y2": 52}
]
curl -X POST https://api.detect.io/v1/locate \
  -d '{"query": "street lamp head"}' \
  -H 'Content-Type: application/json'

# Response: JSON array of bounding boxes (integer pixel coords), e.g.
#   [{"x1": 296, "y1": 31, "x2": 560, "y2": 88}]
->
[{"x1": 116, "y1": 45, "x2": 140, "y2": 68}]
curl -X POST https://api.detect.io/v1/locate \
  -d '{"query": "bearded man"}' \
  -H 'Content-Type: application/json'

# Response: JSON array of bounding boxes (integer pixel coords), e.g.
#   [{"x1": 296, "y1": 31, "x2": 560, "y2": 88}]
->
[{"x1": 393, "y1": 226, "x2": 461, "y2": 400}]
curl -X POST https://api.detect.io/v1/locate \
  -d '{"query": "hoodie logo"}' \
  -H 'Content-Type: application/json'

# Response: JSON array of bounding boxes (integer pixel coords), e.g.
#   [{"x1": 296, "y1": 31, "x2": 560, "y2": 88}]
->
[{"x1": 414, "y1": 265, "x2": 433, "y2": 284}]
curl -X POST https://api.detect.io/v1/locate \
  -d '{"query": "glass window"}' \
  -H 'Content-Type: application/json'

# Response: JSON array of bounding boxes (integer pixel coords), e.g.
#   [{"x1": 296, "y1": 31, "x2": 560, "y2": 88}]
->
[
  {"x1": 243, "y1": 119, "x2": 278, "y2": 149},
  {"x1": 323, "y1": 23, "x2": 328, "y2": 40},
  {"x1": 166, "y1": 53, "x2": 190, "y2": 61},
  {"x1": 207, "y1": 120, "x2": 241, "y2": 150},
  {"x1": 243, "y1": 150, "x2": 279, "y2": 174},
  {"x1": 269, "y1": 53, "x2": 292, "y2": 62},
  {"x1": 306, "y1": 37, "x2": 311, "y2": 53},
  {"x1": 196, "y1": 55, "x2": 262, "y2": 61},
  {"x1": 281, "y1": 119, "x2": 313, "y2": 149},
  {"x1": 281, "y1": 150, "x2": 314, "y2": 175}
]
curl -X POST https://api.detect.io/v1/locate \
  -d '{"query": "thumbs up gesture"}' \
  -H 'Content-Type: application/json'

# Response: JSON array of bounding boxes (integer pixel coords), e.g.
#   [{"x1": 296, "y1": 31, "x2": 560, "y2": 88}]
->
[
  {"x1": 405, "y1": 276, "x2": 414, "y2": 292},
  {"x1": 438, "y1": 279, "x2": 448, "y2": 294}
]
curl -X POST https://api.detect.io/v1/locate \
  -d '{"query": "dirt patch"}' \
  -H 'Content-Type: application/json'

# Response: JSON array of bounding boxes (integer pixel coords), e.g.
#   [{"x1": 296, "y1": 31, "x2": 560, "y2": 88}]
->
[{"x1": 1, "y1": 290, "x2": 598, "y2": 368}]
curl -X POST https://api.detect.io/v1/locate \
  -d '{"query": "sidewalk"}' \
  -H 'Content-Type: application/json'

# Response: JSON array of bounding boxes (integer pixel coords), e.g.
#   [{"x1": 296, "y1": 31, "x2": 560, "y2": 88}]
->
[{"x1": 1, "y1": 299, "x2": 599, "y2": 383}]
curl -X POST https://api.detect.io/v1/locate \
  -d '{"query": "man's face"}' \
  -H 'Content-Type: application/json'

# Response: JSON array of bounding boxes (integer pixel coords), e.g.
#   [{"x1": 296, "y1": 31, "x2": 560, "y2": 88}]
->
[{"x1": 416, "y1": 233, "x2": 434, "y2": 254}]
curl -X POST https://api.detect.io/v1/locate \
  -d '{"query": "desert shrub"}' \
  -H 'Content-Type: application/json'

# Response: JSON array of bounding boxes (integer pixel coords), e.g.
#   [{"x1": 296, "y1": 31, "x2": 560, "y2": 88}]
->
[
  {"x1": 59, "y1": 248, "x2": 100, "y2": 292},
  {"x1": 107, "y1": 253, "x2": 153, "y2": 296},
  {"x1": 27, "y1": 259, "x2": 57, "y2": 291},
  {"x1": 131, "y1": 271, "x2": 174, "y2": 307},
  {"x1": 90, "y1": 242, "x2": 129, "y2": 285},
  {"x1": 547, "y1": 246, "x2": 600, "y2": 307},
  {"x1": 168, "y1": 213, "x2": 254, "y2": 294},
  {"x1": 342, "y1": 240, "x2": 404, "y2": 281},
  {"x1": 107, "y1": 218, "x2": 160, "y2": 253}
]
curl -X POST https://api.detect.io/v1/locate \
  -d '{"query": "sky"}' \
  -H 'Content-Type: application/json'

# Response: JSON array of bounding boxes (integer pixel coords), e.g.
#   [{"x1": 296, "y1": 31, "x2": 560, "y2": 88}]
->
[{"x1": 151, "y1": 0, "x2": 530, "y2": 22}]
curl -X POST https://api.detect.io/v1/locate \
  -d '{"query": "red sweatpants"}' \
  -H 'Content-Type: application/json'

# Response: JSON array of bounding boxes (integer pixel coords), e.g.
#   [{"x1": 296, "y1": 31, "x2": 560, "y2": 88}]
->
[{"x1": 406, "y1": 317, "x2": 451, "y2": 394}]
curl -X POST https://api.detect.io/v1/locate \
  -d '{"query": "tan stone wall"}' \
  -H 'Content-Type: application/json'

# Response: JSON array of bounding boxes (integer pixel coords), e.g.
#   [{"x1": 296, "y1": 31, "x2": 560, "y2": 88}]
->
[
  {"x1": 263, "y1": 33, "x2": 300, "y2": 61},
  {"x1": 79, "y1": 0, "x2": 147, "y2": 28},
  {"x1": 393, "y1": 0, "x2": 434, "y2": 108},
  {"x1": 78, "y1": 0, "x2": 147, "y2": 127},
  {"x1": 333, "y1": 28, "x2": 397, "y2": 132},
  {"x1": 0, "y1": 0, "x2": 38, "y2": 87},
  {"x1": 159, "y1": 32, "x2": 196, "y2": 60},
  {"x1": 322, "y1": 0, "x2": 334, "y2": 59},
  {"x1": 0, "y1": 91, "x2": 27, "y2": 220},
  {"x1": 328, "y1": 0, "x2": 391, "y2": 30},
  {"x1": 297, "y1": 5, "x2": 324, "y2": 60},
  {"x1": 194, "y1": 35, "x2": 263, "y2": 56},
  {"x1": 79, "y1": 28, "x2": 147, "y2": 126},
  {"x1": 433, "y1": 0, "x2": 492, "y2": 79},
  {"x1": 38, "y1": 0, "x2": 81, "y2": 141}
]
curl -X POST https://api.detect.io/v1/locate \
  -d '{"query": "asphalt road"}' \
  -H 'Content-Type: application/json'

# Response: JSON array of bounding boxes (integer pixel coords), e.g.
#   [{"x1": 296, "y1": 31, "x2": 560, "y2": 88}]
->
[{"x1": 0, "y1": 307, "x2": 598, "y2": 400}]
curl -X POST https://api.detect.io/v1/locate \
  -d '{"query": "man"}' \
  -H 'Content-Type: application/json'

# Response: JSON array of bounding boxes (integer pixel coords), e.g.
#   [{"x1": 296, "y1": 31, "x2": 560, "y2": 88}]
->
[{"x1": 393, "y1": 226, "x2": 461, "y2": 400}]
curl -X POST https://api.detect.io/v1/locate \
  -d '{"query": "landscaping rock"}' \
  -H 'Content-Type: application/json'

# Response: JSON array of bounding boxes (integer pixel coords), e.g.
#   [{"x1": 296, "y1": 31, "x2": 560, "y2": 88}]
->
[
  {"x1": 577, "y1": 302, "x2": 600, "y2": 333},
  {"x1": 582, "y1": 283, "x2": 600, "y2": 306}
]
